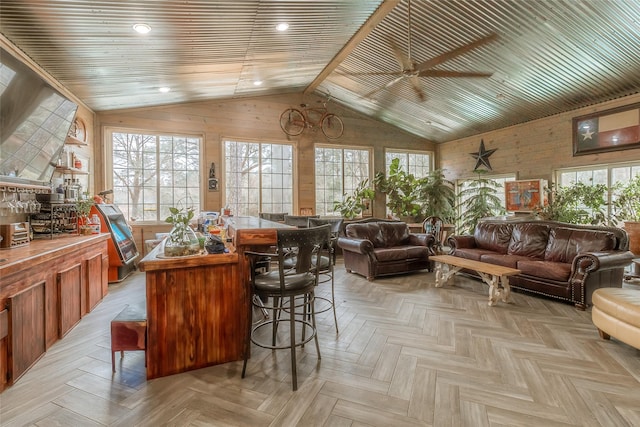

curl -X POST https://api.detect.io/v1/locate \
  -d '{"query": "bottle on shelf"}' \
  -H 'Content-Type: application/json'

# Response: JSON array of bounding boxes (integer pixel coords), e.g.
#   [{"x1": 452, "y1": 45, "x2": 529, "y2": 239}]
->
[{"x1": 90, "y1": 213, "x2": 101, "y2": 234}]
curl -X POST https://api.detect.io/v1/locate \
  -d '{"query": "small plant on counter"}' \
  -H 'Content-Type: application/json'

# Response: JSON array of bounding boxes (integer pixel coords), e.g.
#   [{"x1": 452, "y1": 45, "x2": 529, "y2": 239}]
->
[
  {"x1": 75, "y1": 196, "x2": 94, "y2": 234},
  {"x1": 164, "y1": 205, "x2": 200, "y2": 256}
]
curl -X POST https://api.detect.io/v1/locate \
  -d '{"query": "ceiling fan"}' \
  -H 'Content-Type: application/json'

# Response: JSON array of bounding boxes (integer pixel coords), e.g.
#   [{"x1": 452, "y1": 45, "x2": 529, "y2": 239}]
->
[{"x1": 357, "y1": 0, "x2": 498, "y2": 102}]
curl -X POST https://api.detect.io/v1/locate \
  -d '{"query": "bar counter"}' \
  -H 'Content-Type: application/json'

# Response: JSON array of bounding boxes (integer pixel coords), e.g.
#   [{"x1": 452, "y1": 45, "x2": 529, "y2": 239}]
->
[{"x1": 138, "y1": 216, "x2": 290, "y2": 379}]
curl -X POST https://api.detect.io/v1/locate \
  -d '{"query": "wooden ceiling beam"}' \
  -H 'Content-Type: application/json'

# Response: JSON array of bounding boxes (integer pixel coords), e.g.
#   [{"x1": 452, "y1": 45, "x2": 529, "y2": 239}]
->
[{"x1": 304, "y1": 0, "x2": 400, "y2": 96}]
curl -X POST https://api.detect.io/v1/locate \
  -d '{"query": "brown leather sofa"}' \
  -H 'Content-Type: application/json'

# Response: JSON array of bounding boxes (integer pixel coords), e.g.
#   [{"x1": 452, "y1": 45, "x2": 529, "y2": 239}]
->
[
  {"x1": 337, "y1": 219, "x2": 434, "y2": 280},
  {"x1": 447, "y1": 220, "x2": 635, "y2": 309}
]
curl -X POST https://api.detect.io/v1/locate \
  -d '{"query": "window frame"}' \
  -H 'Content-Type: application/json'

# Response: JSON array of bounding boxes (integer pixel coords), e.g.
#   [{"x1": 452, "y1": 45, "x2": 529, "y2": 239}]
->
[
  {"x1": 104, "y1": 126, "x2": 204, "y2": 223},
  {"x1": 314, "y1": 144, "x2": 373, "y2": 217}
]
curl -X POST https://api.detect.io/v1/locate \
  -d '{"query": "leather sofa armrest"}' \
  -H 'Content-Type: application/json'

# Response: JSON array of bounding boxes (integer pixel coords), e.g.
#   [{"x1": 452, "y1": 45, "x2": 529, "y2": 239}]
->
[
  {"x1": 571, "y1": 250, "x2": 635, "y2": 279},
  {"x1": 408, "y1": 233, "x2": 434, "y2": 247},
  {"x1": 447, "y1": 235, "x2": 476, "y2": 250},
  {"x1": 337, "y1": 237, "x2": 374, "y2": 255}
]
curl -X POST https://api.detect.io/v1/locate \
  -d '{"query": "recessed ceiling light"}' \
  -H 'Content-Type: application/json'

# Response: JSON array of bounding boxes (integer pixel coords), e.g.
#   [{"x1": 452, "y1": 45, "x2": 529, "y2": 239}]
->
[
  {"x1": 496, "y1": 93, "x2": 506, "y2": 100},
  {"x1": 275, "y1": 23, "x2": 289, "y2": 32},
  {"x1": 158, "y1": 87, "x2": 171, "y2": 93},
  {"x1": 253, "y1": 80, "x2": 263, "y2": 86},
  {"x1": 133, "y1": 23, "x2": 152, "y2": 34}
]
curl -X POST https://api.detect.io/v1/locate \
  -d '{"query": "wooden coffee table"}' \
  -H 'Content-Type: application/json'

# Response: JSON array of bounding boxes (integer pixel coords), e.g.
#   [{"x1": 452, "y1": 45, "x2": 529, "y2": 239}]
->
[{"x1": 430, "y1": 254, "x2": 521, "y2": 306}]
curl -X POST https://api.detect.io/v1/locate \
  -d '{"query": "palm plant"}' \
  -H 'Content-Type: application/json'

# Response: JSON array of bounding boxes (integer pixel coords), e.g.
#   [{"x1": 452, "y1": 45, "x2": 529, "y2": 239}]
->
[{"x1": 457, "y1": 172, "x2": 505, "y2": 234}]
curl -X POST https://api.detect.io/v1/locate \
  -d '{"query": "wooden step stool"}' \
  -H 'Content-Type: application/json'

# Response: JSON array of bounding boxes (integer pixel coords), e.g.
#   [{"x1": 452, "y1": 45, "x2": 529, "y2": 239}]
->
[{"x1": 111, "y1": 303, "x2": 147, "y2": 372}]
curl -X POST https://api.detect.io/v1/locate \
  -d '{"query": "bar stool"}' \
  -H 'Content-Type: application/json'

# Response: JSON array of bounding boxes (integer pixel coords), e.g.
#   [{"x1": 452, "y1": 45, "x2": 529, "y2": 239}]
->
[{"x1": 242, "y1": 224, "x2": 330, "y2": 390}]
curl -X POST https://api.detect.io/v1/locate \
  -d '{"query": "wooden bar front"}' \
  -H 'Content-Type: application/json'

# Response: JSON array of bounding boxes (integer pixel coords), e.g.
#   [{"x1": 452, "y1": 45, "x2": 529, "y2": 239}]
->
[{"x1": 138, "y1": 216, "x2": 290, "y2": 380}]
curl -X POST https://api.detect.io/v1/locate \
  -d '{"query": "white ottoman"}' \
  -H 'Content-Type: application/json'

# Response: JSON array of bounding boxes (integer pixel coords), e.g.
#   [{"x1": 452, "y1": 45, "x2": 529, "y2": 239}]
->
[{"x1": 592, "y1": 288, "x2": 640, "y2": 350}]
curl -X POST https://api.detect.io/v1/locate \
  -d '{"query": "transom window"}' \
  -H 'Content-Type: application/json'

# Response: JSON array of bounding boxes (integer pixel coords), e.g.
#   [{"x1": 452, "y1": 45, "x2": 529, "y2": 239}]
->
[
  {"x1": 384, "y1": 149, "x2": 433, "y2": 177},
  {"x1": 223, "y1": 139, "x2": 293, "y2": 217},
  {"x1": 108, "y1": 130, "x2": 201, "y2": 222},
  {"x1": 315, "y1": 146, "x2": 372, "y2": 216}
]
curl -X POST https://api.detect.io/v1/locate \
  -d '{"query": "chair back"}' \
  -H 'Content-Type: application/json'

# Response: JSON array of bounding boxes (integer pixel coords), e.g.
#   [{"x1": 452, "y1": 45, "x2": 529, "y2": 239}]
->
[
  {"x1": 423, "y1": 216, "x2": 445, "y2": 247},
  {"x1": 259, "y1": 212, "x2": 288, "y2": 222},
  {"x1": 283, "y1": 214, "x2": 320, "y2": 228},
  {"x1": 308, "y1": 217, "x2": 343, "y2": 237},
  {"x1": 276, "y1": 225, "x2": 330, "y2": 282}
]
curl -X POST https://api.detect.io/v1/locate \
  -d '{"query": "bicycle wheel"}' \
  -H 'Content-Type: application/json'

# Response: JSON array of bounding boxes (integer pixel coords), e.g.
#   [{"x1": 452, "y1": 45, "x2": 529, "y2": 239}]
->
[
  {"x1": 279, "y1": 108, "x2": 305, "y2": 136},
  {"x1": 321, "y1": 113, "x2": 344, "y2": 139}
]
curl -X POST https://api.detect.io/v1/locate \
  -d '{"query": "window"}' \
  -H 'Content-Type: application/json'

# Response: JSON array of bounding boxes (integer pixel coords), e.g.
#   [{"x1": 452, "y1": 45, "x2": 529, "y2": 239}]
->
[
  {"x1": 385, "y1": 150, "x2": 433, "y2": 177},
  {"x1": 224, "y1": 139, "x2": 293, "y2": 216},
  {"x1": 556, "y1": 161, "x2": 640, "y2": 221},
  {"x1": 315, "y1": 146, "x2": 372, "y2": 216},
  {"x1": 109, "y1": 130, "x2": 201, "y2": 222}
]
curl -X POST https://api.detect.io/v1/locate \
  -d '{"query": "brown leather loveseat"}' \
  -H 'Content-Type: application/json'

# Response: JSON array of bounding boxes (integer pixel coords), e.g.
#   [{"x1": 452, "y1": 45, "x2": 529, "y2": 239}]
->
[
  {"x1": 337, "y1": 219, "x2": 434, "y2": 280},
  {"x1": 448, "y1": 219, "x2": 634, "y2": 309}
]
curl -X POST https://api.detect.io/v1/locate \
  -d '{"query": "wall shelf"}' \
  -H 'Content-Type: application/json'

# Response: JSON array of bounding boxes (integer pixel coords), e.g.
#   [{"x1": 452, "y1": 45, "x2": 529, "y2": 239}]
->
[
  {"x1": 65, "y1": 135, "x2": 87, "y2": 146},
  {"x1": 54, "y1": 166, "x2": 89, "y2": 175}
]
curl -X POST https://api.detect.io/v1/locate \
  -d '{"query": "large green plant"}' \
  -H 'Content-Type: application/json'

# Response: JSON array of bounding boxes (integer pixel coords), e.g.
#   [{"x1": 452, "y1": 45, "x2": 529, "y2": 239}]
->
[
  {"x1": 415, "y1": 169, "x2": 456, "y2": 224},
  {"x1": 333, "y1": 179, "x2": 375, "y2": 219},
  {"x1": 535, "y1": 181, "x2": 607, "y2": 225},
  {"x1": 456, "y1": 172, "x2": 505, "y2": 234},
  {"x1": 611, "y1": 173, "x2": 640, "y2": 223},
  {"x1": 373, "y1": 158, "x2": 424, "y2": 219}
]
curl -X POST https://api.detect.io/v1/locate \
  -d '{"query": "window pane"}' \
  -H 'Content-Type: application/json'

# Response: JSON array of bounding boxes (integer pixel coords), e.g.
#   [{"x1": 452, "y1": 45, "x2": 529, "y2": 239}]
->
[
  {"x1": 224, "y1": 140, "x2": 293, "y2": 216},
  {"x1": 111, "y1": 131, "x2": 200, "y2": 221}
]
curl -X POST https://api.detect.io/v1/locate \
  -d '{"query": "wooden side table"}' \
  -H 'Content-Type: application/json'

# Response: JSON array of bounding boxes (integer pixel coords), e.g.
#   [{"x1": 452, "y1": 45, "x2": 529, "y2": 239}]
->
[{"x1": 110, "y1": 304, "x2": 147, "y2": 372}]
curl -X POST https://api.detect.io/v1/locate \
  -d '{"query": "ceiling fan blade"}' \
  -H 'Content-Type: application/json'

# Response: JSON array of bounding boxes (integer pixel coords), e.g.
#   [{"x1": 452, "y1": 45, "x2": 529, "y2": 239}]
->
[
  {"x1": 344, "y1": 71, "x2": 404, "y2": 77},
  {"x1": 363, "y1": 75, "x2": 405, "y2": 99},
  {"x1": 408, "y1": 75, "x2": 426, "y2": 102},
  {"x1": 414, "y1": 33, "x2": 498, "y2": 72},
  {"x1": 389, "y1": 38, "x2": 412, "y2": 71},
  {"x1": 418, "y1": 70, "x2": 494, "y2": 78}
]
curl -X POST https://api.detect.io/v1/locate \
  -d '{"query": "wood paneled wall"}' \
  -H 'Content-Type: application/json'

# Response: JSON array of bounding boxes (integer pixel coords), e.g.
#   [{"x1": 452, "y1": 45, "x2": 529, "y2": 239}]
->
[
  {"x1": 95, "y1": 93, "x2": 435, "y2": 217},
  {"x1": 438, "y1": 93, "x2": 640, "y2": 183}
]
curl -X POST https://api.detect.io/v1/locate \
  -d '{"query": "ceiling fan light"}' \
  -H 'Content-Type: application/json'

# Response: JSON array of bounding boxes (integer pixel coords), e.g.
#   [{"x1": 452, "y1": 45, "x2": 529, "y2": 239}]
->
[{"x1": 133, "y1": 23, "x2": 152, "y2": 34}]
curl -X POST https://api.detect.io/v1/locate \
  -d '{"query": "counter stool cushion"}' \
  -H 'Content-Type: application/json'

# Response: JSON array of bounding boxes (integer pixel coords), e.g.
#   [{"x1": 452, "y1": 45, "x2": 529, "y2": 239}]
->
[{"x1": 592, "y1": 288, "x2": 640, "y2": 350}]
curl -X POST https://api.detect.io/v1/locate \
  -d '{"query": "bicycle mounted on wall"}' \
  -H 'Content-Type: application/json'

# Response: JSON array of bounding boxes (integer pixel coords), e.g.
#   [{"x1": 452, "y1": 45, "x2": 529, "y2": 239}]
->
[{"x1": 279, "y1": 100, "x2": 344, "y2": 139}]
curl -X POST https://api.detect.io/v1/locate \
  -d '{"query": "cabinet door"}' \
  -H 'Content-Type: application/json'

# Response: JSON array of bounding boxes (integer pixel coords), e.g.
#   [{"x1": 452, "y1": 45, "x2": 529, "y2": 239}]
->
[
  {"x1": 57, "y1": 263, "x2": 82, "y2": 337},
  {"x1": 85, "y1": 253, "x2": 104, "y2": 312},
  {"x1": 8, "y1": 282, "x2": 46, "y2": 384}
]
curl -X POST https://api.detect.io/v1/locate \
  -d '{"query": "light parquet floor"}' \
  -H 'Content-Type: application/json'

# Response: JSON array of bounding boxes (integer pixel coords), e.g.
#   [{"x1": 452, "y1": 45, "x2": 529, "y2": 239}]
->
[{"x1": 1, "y1": 262, "x2": 639, "y2": 426}]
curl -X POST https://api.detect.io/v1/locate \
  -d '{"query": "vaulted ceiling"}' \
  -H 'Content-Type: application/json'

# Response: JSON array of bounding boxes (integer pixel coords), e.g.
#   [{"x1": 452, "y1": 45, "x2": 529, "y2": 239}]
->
[{"x1": 2, "y1": 0, "x2": 639, "y2": 143}]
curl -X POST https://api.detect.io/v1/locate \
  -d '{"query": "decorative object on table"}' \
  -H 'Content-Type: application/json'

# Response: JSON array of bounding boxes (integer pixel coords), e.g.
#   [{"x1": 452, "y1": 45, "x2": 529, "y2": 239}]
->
[
  {"x1": 333, "y1": 178, "x2": 375, "y2": 219},
  {"x1": 573, "y1": 102, "x2": 640, "y2": 156},
  {"x1": 470, "y1": 139, "x2": 497, "y2": 171},
  {"x1": 204, "y1": 234, "x2": 226, "y2": 254},
  {"x1": 75, "y1": 196, "x2": 94, "y2": 235},
  {"x1": 611, "y1": 173, "x2": 640, "y2": 255},
  {"x1": 504, "y1": 179, "x2": 548, "y2": 212},
  {"x1": 164, "y1": 205, "x2": 200, "y2": 257}
]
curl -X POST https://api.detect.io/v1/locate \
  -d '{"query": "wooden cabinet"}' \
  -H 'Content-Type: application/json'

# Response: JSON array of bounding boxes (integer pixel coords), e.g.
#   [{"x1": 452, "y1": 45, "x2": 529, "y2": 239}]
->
[{"x1": 0, "y1": 234, "x2": 109, "y2": 392}]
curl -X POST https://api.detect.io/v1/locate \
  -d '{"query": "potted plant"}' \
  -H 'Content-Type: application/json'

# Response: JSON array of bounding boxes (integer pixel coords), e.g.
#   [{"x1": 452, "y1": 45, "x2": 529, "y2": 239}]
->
[
  {"x1": 75, "y1": 197, "x2": 94, "y2": 235},
  {"x1": 333, "y1": 179, "x2": 376, "y2": 219},
  {"x1": 164, "y1": 205, "x2": 200, "y2": 257},
  {"x1": 534, "y1": 181, "x2": 608, "y2": 225},
  {"x1": 456, "y1": 171, "x2": 505, "y2": 234},
  {"x1": 373, "y1": 158, "x2": 424, "y2": 222},
  {"x1": 414, "y1": 169, "x2": 456, "y2": 224},
  {"x1": 611, "y1": 173, "x2": 640, "y2": 255}
]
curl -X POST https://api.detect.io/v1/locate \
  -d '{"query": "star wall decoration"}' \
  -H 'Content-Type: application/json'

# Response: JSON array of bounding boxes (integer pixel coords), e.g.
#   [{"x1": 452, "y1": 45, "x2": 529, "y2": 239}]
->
[{"x1": 470, "y1": 139, "x2": 497, "y2": 171}]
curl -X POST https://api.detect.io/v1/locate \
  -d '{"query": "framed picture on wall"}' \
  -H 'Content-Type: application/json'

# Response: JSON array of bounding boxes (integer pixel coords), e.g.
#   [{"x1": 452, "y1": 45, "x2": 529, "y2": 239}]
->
[
  {"x1": 208, "y1": 178, "x2": 218, "y2": 191},
  {"x1": 505, "y1": 179, "x2": 548, "y2": 212},
  {"x1": 573, "y1": 102, "x2": 640, "y2": 156},
  {"x1": 300, "y1": 208, "x2": 313, "y2": 215},
  {"x1": 361, "y1": 199, "x2": 373, "y2": 217}
]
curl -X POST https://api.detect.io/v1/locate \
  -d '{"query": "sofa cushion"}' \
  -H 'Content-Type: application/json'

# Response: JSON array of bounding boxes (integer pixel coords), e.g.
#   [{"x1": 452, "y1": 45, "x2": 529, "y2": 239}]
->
[
  {"x1": 508, "y1": 223, "x2": 550, "y2": 259},
  {"x1": 480, "y1": 253, "x2": 532, "y2": 268},
  {"x1": 379, "y1": 222, "x2": 410, "y2": 247},
  {"x1": 544, "y1": 227, "x2": 616, "y2": 263},
  {"x1": 374, "y1": 246, "x2": 429, "y2": 262},
  {"x1": 517, "y1": 259, "x2": 572, "y2": 281},
  {"x1": 474, "y1": 222, "x2": 514, "y2": 254},
  {"x1": 346, "y1": 223, "x2": 385, "y2": 247},
  {"x1": 452, "y1": 248, "x2": 496, "y2": 261}
]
